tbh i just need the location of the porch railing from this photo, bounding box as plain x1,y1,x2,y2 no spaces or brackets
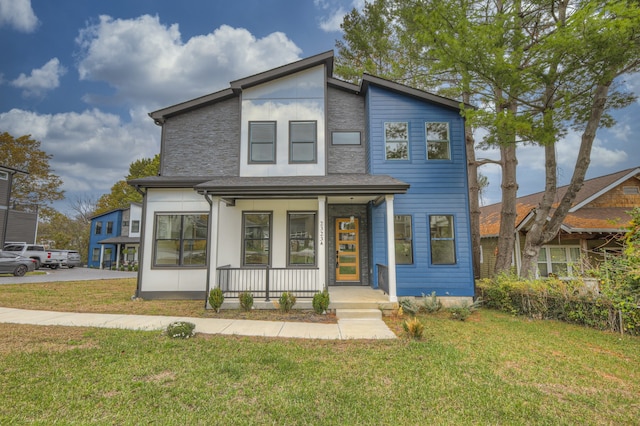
377,264,389,295
217,266,320,300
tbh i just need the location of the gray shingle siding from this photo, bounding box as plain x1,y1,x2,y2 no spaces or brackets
161,97,240,177
327,87,366,174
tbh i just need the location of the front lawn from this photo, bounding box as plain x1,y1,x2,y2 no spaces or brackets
0,279,638,424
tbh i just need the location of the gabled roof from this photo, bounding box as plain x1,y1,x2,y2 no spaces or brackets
480,167,640,237
148,50,470,123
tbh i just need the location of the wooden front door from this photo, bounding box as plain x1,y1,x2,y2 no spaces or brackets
336,218,359,281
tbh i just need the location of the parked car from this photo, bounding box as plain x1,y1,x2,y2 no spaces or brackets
2,243,66,269
52,249,82,268
0,252,37,276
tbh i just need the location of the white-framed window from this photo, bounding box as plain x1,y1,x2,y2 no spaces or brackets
290,121,317,163
384,122,409,160
92,248,100,262
394,215,413,264
332,131,361,145
243,212,271,266
623,186,639,195
0,170,8,180
426,122,450,160
537,246,581,278
153,214,208,267
131,220,140,233
249,121,276,163
288,212,316,266
430,215,456,264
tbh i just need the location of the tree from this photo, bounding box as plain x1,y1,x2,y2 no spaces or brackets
95,154,159,214
0,132,64,219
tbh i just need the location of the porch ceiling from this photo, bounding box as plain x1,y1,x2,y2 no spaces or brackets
195,174,409,199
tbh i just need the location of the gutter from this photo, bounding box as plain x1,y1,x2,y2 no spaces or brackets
202,193,213,309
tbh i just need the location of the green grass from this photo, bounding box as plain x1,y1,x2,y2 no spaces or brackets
0,280,639,424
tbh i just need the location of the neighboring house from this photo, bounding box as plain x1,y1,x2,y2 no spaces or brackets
479,167,640,279
0,165,38,246
129,51,475,303
88,203,141,269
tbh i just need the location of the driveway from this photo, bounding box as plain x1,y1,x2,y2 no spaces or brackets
0,267,137,284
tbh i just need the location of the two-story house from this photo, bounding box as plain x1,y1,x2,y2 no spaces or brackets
0,165,38,246
88,203,141,269
129,51,475,304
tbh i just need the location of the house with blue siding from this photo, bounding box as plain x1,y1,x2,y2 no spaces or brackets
129,51,474,305
88,203,141,269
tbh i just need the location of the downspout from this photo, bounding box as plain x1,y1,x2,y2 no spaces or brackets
1,171,14,248
132,184,146,299
202,192,213,309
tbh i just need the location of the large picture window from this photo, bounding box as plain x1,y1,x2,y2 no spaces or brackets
249,121,276,163
384,122,408,160
290,121,317,163
430,215,456,264
537,246,581,278
154,214,208,267
288,213,316,266
426,122,450,160
243,212,271,266
394,215,413,264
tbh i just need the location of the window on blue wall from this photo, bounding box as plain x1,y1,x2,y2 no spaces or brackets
290,121,317,163
92,248,100,262
288,212,316,266
384,122,408,160
95,222,102,235
154,214,208,267
394,215,413,264
249,121,276,163
426,122,450,160
430,215,456,264
243,212,271,266
106,221,113,234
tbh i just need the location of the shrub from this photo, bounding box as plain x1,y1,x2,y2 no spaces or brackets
421,291,442,313
402,317,425,340
208,288,224,313
239,292,254,312
166,321,195,339
278,292,296,313
398,298,419,317
312,290,330,314
448,299,482,321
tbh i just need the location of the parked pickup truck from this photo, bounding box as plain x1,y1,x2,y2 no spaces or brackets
2,243,67,269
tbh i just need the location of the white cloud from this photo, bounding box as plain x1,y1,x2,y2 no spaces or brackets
0,0,38,32
319,7,347,32
0,108,160,194
75,15,302,109
11,58,66,97
316,0,366,33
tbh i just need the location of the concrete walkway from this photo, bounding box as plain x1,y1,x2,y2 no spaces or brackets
0,307,397,340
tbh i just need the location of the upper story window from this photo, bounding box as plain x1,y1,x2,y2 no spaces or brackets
385,122,408,160
106,221,114,234
623,186,640,195
0,171,8,180
426,122,450,160
249,121,276,163
332,131,361,145
95,222,102,235
290,121,317,163
132,220,140,233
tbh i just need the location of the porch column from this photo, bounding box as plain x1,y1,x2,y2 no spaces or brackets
317,196,326,291
385,194,398,302
207,196,221,293
99,245,105,270
115,244,121,270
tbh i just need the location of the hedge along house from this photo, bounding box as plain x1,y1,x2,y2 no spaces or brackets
129,51,475,304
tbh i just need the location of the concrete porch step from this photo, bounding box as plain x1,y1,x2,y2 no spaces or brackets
335,308,382,320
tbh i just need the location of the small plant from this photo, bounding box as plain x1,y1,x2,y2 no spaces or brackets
399,298,419,317
239,291,254,312
165,321,195,339
421,291,442,313
402,317,425,340
278,292,296,313
448,298,482,321
208,287,224,313
312,290,330,314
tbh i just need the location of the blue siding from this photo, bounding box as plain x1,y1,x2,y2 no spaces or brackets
366,85,474,297
88,210,123,268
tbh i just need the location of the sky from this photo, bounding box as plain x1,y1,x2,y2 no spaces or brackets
0,0,638,215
